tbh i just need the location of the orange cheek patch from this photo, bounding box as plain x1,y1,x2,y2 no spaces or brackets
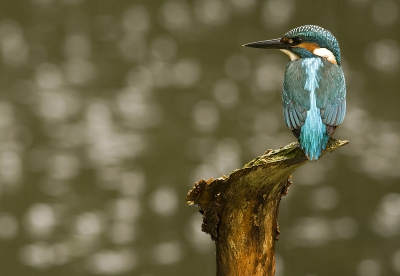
294,42,320,52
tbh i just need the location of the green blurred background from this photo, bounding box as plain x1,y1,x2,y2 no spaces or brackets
0,0,400,275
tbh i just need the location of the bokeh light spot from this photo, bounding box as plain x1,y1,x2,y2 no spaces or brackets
194,0,231,26
86,249,137,274
371,193,400,237
173,59,202,87
75,212,104,237
392,249,400,272
192,101,220,132
311,186,339,210
262,0,294,28
230,0,257,12
152,240,182,265
213,78,240,108
356,259,381,276
372,0,398,26
184,214,214,253
122,5,151,34
20,242,55,269
149,187,178,216
35,63,63,89
365,39,400,72
291,217,331,247
24,204,56,238
159,1,192,33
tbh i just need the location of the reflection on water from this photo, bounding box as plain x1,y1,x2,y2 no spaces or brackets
0,0,399,276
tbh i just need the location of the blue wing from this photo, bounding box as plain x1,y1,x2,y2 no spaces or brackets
316,59,346,126
282,60,310,130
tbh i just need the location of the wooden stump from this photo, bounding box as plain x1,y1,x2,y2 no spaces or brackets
187,139,348,276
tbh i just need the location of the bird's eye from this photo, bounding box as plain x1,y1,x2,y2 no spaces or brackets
293,37,302,44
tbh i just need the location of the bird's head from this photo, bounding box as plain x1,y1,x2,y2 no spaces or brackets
244,25,341,65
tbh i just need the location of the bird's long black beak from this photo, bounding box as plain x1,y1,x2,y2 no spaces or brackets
243,38,289,49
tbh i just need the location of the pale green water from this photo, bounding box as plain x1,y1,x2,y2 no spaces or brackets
0,0,400,276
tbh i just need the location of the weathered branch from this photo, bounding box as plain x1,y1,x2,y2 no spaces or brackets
186,138,348,276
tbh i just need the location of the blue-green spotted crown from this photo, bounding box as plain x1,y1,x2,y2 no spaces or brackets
284,25,341,64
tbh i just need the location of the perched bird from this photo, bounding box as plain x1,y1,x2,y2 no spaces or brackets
244,25,346,160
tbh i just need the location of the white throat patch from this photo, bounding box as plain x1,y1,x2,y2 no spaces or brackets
280,49,300,61
312,47,337,65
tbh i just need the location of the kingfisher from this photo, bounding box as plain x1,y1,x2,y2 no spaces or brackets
244,25,346,160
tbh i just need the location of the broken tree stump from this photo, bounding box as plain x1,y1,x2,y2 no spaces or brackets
186,138,348,276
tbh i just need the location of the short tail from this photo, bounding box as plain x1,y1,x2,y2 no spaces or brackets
298,111,330,161
299,130,329,160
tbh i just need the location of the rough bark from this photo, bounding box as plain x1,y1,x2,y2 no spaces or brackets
186,138,348,276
